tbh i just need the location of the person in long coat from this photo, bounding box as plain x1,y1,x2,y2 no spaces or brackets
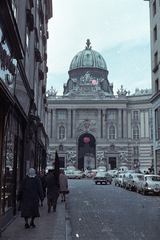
59,169,68,202
17,168,44,229
45,169,59,212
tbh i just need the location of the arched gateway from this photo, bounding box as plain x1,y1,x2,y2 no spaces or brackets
78,133,96,170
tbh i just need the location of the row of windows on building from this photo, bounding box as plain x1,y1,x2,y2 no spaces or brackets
58,125,153,140
58,110,152,120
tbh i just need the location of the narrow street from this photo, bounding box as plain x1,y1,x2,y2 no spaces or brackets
66,179,160,240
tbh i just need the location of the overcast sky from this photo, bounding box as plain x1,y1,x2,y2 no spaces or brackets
47,0,151,95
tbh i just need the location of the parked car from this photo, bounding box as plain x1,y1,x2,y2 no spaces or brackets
93,172,112,185
114,173,125,187
97,166,106,172
107,170,118,178
123,173,144,191
74,170,84,178
136,174,160,195
66,170,83,179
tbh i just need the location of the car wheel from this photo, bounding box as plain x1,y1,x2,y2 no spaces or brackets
95,182,97,185
110,181,111,184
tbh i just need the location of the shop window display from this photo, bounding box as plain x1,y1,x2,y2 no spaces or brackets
1,131,14,214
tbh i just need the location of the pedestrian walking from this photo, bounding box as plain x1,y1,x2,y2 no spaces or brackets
17,168,44,229
39,170,46,205
45,169,59,213
59,169,68,202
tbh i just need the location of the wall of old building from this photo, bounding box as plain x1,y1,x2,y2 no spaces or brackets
0,0,52,232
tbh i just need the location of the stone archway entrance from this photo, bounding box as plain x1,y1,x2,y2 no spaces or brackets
78,133,96,170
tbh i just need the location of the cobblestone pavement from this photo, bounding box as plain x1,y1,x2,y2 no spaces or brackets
1,197,66,240
67,178,160,240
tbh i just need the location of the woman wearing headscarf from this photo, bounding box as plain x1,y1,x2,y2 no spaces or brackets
17,168,44,229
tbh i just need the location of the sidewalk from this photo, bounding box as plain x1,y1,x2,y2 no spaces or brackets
0,197,66,240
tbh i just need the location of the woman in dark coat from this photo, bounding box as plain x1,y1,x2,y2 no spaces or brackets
45,169,59,212
17,168,44,229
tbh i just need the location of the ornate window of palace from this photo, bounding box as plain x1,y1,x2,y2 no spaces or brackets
132,110,139,120
58,111,66,120
133,146,139,155
133,126,139,139
108,111,115,120
109,125,115,139
59,126,65,139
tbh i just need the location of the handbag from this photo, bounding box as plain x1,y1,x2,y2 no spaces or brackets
66,190,70,194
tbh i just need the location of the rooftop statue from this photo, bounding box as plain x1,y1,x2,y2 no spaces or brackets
46,86,57,98
117,85,128,97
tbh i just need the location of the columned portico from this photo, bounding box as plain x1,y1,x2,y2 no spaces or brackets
103,109,106,138
48,109,52,138
68,108,71,138
98,109,101,138
118,109,122,138
123,108,127,138
52,108,56,140
140,109,145,138
72,108,76,138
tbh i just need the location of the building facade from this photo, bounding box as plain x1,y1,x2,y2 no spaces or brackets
0,0,52,232
47,40,153,173
145,0,160,174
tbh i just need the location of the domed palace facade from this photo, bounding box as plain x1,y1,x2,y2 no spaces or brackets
46,40,153,172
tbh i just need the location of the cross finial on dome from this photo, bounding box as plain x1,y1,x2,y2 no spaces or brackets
86,39,91,49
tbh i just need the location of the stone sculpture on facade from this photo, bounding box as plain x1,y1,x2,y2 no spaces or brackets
77,119,97,133
80,72,93,85
117,85,128,98
67,151,76,166
118,152,128,163
97,151,107,166
46,86,57,99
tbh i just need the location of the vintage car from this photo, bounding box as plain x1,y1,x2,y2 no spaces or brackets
93,172,112,185
107,170,119,178
114,173,125,187
123,173,144,191
136,174,160,195
66,170,83,179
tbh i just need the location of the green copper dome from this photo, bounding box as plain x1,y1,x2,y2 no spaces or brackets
69,39,107,71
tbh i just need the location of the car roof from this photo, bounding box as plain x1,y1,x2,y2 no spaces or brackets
144,174,160,177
